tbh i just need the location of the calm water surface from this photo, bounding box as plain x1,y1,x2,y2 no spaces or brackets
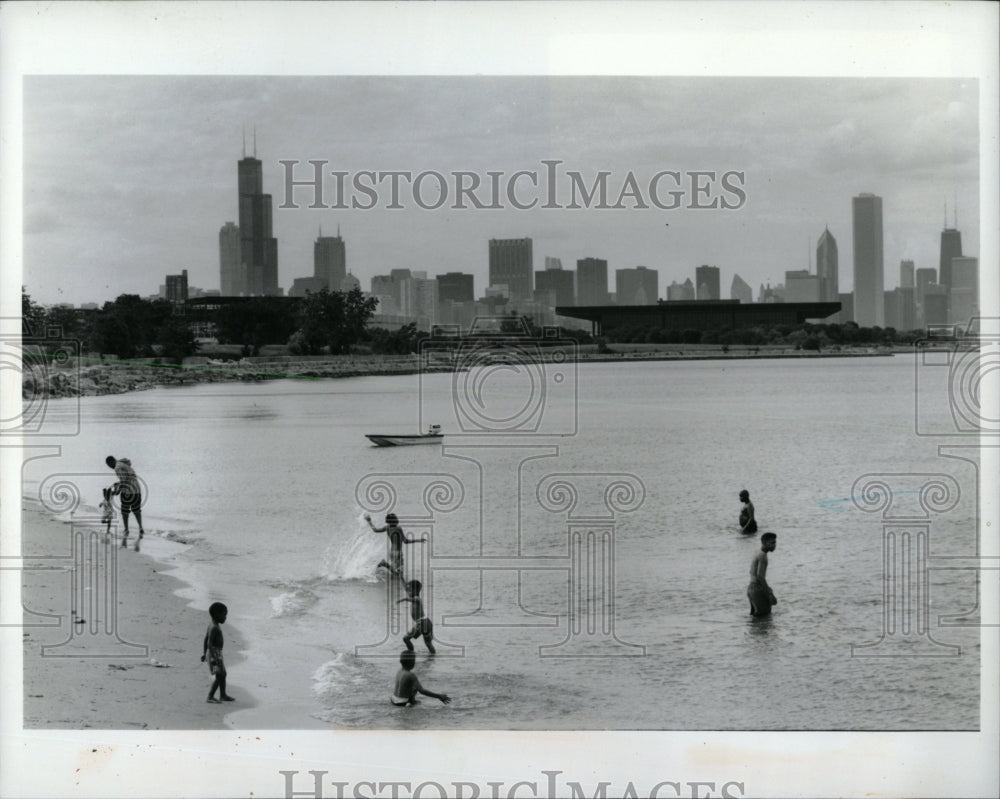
24,356,981,729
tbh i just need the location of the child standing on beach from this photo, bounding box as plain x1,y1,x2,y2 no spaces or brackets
398,579,435,655
99,487,114,543
364,512,428,579
391,650,450,707
747,532,777,617
201,602,235,703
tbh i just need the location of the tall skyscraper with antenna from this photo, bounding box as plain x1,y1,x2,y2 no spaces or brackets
938,201,962,293
237,129,280,296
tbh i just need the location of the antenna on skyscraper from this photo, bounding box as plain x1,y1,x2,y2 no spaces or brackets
337,223,341,237
253,126,257,158
943,200,947,229
954,191,958,228
242,126,246,159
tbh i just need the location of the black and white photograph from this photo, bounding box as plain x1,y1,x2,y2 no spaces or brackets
1,2,997,798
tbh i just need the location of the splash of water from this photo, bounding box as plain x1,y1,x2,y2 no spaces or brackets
322,511,384,582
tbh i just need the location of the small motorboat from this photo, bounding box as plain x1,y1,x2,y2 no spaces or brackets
366,424,444,447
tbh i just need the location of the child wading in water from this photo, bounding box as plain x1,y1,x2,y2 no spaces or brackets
364,512,428,580
747,532,777,617
201,602,235,703
391,650,450,707
100,487,114,543
398,579,435,655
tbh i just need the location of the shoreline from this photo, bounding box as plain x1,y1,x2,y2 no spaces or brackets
26,346,899,400
20,501,255,729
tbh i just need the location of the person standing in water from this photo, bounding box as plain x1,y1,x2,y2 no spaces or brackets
364,512,428,579
106,455,145,550
739,489,757,534
747,532,777,617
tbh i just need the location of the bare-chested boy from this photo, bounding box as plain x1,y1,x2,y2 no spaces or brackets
398,579,435,655
747,532,777,617
364,512,427,579
390,650,450,707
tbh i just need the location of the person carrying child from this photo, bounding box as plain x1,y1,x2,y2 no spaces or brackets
390,650,450,707
201,602,235,703
105,455,145,551
364,512,428,579
398,579,436,655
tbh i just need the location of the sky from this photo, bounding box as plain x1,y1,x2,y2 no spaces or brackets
23,75,980,307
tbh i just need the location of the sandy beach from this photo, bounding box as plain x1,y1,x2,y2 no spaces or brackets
19,503,252,729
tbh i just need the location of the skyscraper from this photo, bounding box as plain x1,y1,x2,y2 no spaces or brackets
667,278,695,301
576,257,609,305
816,227,839,301
489,238,533,301
949,256,978,324
165,269,189,304
695,265,720,300
730,274,752,303
436,272,475,303
900,259,915,289
219,221,241,296
238,146,280,296
314,229,346,291
535,264,575,307
615,266,658,305
852,193,884,327
939,225,962,292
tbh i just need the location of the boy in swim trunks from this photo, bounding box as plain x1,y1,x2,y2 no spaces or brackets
747,532,777,617
391,650,450,707
398,579,435,655
201,602,235,703
739,489,757,534
364,512,428,579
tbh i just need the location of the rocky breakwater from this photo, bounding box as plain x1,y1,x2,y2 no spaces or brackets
23,354,455,399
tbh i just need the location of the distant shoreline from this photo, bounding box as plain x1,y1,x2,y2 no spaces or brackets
23,346,900,400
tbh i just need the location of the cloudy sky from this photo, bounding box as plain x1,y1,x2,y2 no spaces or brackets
18,51,983,310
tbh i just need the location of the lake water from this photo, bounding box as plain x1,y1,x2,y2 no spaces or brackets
22,355,983,730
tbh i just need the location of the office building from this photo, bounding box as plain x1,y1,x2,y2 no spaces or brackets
695,265,720,300
237,146,280,296
535,265,575,307
730,274,753,304
165,269,189,304
923,284,948,325
949,256,978,325
784,270,821,303
667,278,695,301
577,257,610,305
289,277,327,298
852,193,884,326
816,227,839,301
219,222,241,296
314,230,346,291
616,266,658,305
436,272,475,303
900,260,915,289
837,292,854,324
489,238,533,302
939,225,962,292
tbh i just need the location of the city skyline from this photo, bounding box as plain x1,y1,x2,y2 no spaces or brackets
22,76,979,308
